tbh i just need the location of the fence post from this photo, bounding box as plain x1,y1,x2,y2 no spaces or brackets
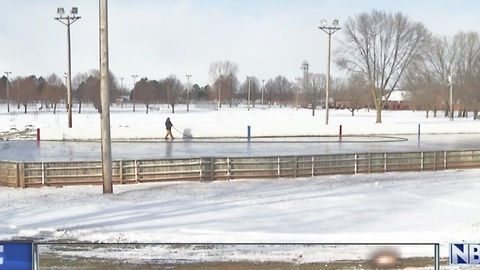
210,157,215,181
368,153,372,173
18,162,25,188
199,158,203,182
420,152,424,171
444,151,447,170
227,158,231,181
311,156,315,176
384,153,387,172
354,154,358,174
277,157,281,178
294,156,298,178
134,159,139,183
41,162,46,186
119,160,124,184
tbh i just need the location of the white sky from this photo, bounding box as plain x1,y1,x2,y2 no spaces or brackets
1,0,480,87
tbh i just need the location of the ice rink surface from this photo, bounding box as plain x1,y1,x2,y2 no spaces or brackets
1,134,479,162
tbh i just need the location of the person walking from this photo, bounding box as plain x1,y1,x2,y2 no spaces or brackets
165,117,174,139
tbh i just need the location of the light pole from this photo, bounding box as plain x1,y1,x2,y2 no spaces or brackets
448,69,454,121
55,7,81,128
301,60,309,93
186,74,192,112
120,77,124,89
247,76,251,111
5,71,11,112
319,19,340,125
295,77,302,110
132,75,138,111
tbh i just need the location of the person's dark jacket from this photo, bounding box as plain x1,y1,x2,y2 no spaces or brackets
165,118,173,130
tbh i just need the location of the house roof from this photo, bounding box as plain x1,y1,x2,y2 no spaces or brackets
385,90,411,102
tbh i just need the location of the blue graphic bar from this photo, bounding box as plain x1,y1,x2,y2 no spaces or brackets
0,242,33,270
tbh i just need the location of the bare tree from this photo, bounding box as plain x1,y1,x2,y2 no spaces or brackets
135,78,156,114
209,60,239,107
452,32,480,118
239,76,260,108
422,36,457,117
302,73,326,116
402,57,440,118
162,75,183,114
17,76,38,113
337,73,370,116
43,73,65,114
85,75,101,112
271,76,293,107
263,79,275,107
336,10,431,123
0,76,7,102
80,70,120,113
73,72,89,113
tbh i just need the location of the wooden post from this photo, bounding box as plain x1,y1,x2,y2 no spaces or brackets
100,0,113,194
18,163,25,188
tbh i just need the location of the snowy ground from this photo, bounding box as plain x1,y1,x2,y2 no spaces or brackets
1,103,480,140
1,103,480,268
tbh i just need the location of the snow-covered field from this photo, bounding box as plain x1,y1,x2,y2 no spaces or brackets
1,103,480,140
1,103,480,268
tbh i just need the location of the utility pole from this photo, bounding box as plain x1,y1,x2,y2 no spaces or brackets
218,76,222,109
247,76,251,111
449,68,454,121
186,74,191,112
132,75,138,112
301,61,309,91
301,61,309,113
55,7,81,128
99,0,112,194
319,19,341,125
5,71,11,112
120,77,124,89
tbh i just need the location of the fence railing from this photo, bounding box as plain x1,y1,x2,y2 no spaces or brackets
2,149,480,188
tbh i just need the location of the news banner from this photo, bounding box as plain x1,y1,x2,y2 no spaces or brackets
0,242,479,269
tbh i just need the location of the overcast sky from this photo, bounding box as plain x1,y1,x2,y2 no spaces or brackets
1,0,479,88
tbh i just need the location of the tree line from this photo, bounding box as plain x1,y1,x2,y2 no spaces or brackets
2,10,480,122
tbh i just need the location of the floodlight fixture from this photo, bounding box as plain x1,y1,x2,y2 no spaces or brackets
321,19,327,26
333,19,339,26
57,7,65,15
71,7,78,15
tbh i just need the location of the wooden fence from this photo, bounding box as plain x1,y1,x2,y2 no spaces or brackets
1,150,480,188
